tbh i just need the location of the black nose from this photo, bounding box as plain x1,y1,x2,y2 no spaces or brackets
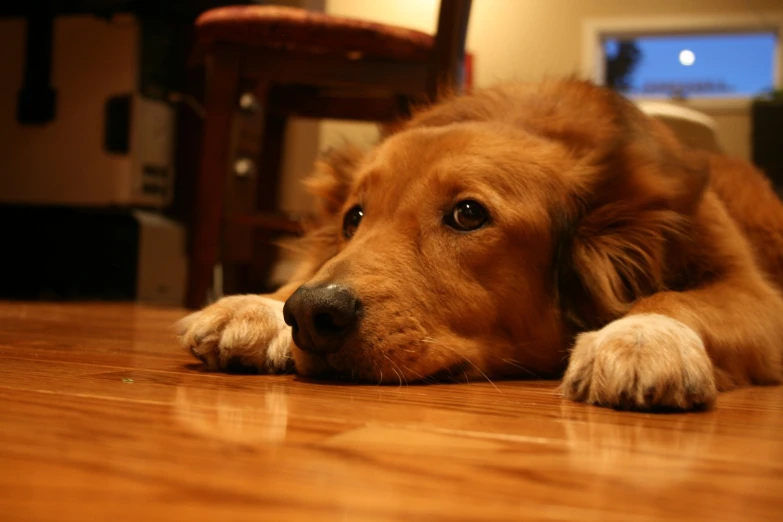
283,283,360,354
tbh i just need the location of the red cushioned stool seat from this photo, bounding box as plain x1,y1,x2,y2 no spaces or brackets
196,6,434,62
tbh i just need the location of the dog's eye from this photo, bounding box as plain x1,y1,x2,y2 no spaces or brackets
342,205,363,239
447,200,488,231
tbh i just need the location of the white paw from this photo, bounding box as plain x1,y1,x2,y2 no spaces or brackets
178,295,292,373
562,314,717,410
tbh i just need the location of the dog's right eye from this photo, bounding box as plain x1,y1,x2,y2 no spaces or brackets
446,200,488,232
342,205,363,239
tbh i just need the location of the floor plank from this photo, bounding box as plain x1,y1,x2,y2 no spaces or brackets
0,301,781,521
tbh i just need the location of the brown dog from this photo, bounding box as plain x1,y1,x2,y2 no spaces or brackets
179,79,783,411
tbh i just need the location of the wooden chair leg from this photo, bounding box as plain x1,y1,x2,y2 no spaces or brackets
250,111,288,293
186,48,241,309
222,83,273,296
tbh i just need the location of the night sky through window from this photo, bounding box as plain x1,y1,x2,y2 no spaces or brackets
603,32,776,98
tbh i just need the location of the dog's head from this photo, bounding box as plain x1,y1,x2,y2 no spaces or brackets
283,80,709,383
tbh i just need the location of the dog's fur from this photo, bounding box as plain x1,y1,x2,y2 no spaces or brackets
180,80,783,411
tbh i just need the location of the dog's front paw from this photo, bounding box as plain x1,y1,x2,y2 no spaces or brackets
561,314,717,410
178,295,293,373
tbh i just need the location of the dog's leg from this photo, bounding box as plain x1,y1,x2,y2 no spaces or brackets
562,279,783,410
178,282,302,372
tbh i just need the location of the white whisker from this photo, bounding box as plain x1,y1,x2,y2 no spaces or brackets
382,353,408,388
500,357,541,378
384,355,402,388
421,337,502,394
400,363,432,383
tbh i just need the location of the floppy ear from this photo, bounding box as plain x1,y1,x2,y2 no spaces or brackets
285,145,364,280
555,114,710,333
303,144,364,220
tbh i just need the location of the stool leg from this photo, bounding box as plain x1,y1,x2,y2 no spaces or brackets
186,48,241,309
250,111,288,293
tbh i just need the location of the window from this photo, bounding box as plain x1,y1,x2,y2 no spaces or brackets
583,14,783,104
603,32,777,99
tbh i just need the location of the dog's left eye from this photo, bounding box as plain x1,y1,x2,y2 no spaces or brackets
446,200,488,231
343,205,363,239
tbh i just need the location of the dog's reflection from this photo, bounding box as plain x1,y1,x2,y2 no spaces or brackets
559,402,718,488
174,385,289,445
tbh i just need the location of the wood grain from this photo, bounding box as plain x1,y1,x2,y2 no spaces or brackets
0,302,781,522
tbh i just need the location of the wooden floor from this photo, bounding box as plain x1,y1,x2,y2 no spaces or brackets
1,302,782,522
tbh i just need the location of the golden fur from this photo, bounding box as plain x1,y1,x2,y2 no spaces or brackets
180,79,783,411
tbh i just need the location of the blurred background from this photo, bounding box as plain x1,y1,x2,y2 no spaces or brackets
0,0,781,308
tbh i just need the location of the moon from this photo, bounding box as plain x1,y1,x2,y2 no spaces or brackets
679,49,696,66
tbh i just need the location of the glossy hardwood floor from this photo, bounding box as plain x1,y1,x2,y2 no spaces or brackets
0,301,782,522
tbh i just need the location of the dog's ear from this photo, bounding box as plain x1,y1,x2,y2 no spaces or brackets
286,145,364,280
555,109,710,333
303,144,364,220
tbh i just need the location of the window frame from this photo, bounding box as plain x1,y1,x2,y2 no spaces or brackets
581,13,783,111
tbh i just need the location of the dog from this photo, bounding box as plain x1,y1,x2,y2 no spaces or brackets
179,79,783,411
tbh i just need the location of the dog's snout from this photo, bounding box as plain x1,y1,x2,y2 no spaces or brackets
283,283,360,353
